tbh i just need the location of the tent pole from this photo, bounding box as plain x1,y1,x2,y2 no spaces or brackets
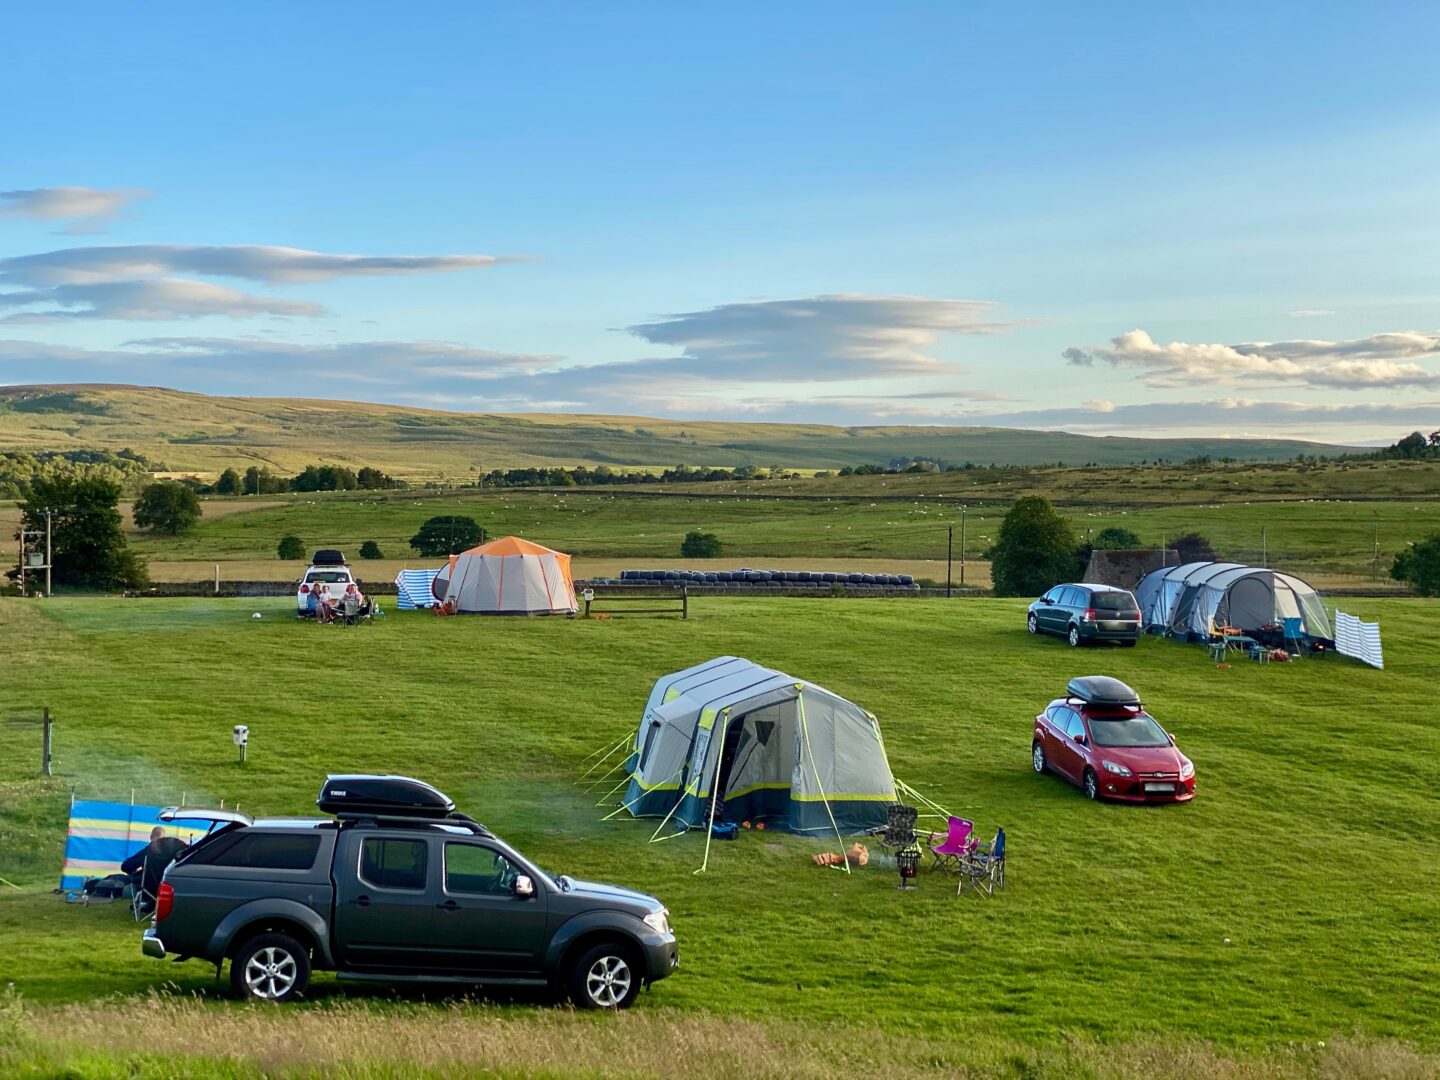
694,709,730,875
797,686,848,873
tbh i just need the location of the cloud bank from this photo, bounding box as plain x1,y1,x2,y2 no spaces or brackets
1064,328,1440,390
0,243,517,322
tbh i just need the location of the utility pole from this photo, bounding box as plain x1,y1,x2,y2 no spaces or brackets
960,506,967,586
946,524,953,597
42,708,52,776
45,508,52,597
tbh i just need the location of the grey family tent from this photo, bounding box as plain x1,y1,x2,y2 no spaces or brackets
1134,560,1331,641
432,536,576,615
620,656,897,835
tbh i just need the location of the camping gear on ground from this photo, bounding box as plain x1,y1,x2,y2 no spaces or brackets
959,827,1006,898
60,799,213,892
929,816,976,872
619,656,897,836
1334,610,1384,669
710,822,740,841
896,847,920,889
812,843,869,868
433,536,577,615
1134,561,1331,645
394,568,440,610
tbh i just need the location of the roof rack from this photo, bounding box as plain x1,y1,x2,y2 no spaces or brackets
338,812,494,839
1065,675,1142,707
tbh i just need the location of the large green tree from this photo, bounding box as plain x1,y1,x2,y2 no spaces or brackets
1091,526,1142,550
989,496,1082,597
410,516,484,557
1391,532,1440,596
132,481,203,535
22,473,148,590
214,468,241,495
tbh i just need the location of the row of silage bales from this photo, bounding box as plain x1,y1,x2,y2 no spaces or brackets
589,568,919,589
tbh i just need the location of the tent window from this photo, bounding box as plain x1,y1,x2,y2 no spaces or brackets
638,720,662,771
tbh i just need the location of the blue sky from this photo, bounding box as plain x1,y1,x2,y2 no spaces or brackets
3,3,1439,442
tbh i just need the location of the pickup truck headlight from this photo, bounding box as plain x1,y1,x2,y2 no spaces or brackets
1179,759,1195,780
642,909,671,936
1102,759,1132,777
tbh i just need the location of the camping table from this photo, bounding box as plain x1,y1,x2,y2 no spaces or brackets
1223,633,1257,653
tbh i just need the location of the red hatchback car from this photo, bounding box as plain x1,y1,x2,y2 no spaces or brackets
1032,676,1195,803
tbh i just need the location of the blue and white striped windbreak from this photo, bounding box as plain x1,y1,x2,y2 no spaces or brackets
60,800,213,891
394,568,441,610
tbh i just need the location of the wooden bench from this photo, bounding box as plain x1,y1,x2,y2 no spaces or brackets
582,585,688,619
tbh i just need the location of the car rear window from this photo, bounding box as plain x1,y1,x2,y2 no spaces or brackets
1091,592,1137,611
185,831,321,870
306,570,351,584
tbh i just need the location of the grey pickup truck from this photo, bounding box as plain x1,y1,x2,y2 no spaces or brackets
141,775,678,1008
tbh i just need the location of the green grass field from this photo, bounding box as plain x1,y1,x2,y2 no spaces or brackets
118,486,1439,585
1,594,1437,1076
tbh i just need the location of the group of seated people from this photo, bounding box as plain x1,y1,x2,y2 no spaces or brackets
312,582,367,623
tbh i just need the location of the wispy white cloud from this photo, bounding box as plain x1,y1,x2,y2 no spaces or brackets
0,244,517,287
1285,309,1333,318
1065,328,1440,390
0,186,151,233
624,294,1015,382
0,279,324,323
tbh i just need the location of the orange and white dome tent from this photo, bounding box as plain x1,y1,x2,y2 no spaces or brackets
432,536,577,615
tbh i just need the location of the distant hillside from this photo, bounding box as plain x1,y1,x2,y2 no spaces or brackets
0,384,1357,479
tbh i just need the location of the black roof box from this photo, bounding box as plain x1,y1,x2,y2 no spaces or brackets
1066,676,1141,706
312,549,347,567
318,775,454,819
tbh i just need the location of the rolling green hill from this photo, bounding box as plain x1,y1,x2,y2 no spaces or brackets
0,384,1357,479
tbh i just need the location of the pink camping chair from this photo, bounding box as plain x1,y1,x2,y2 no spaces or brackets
929,816,976,872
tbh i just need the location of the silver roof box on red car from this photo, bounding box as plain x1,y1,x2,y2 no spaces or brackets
318,775,454,819
1066,676,1141,707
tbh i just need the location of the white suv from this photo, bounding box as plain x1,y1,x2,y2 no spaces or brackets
296,551,355,617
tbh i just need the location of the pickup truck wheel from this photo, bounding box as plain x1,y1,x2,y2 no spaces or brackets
568,942,641,1010
231,932,310,1003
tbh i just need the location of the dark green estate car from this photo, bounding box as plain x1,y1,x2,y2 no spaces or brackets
141,776,677,1008
1027,583,1141,646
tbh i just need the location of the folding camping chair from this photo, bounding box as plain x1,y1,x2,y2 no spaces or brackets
130,847,172,921
341,595,361,626
1282,617,1305,657
959,826,1006,898
871,803,918,855
928,816,975,872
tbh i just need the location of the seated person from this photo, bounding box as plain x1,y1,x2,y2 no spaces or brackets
316,583,336,622
121,826,187,908
342,582,365,617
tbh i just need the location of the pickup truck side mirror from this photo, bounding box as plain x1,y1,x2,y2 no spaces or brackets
512,874,535,898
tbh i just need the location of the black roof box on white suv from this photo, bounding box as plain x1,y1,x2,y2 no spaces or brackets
312,549,347,567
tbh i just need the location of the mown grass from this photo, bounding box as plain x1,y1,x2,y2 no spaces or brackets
1,594,1437,1067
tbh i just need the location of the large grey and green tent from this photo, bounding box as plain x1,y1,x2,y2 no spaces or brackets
619,656,896,835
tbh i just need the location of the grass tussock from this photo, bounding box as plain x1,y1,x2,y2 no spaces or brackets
0,989,1435,1080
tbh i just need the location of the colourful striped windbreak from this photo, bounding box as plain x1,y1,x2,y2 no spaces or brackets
60,800,214,891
